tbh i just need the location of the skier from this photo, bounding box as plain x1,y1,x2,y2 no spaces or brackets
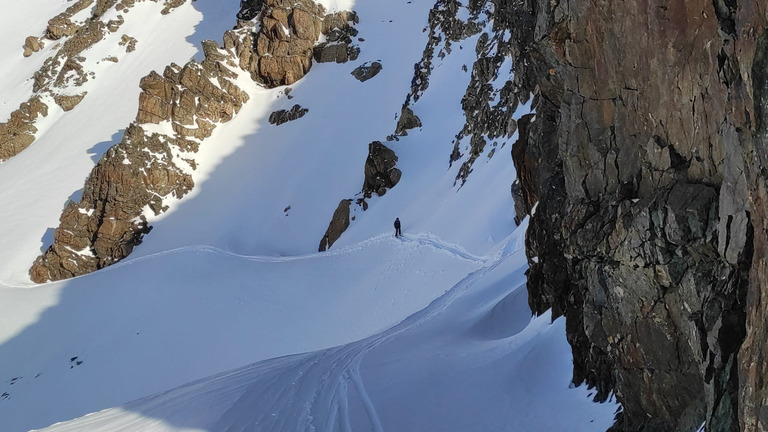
394,218,402,238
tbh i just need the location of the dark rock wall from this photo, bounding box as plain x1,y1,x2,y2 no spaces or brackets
740,13,768,432
502,0,768,430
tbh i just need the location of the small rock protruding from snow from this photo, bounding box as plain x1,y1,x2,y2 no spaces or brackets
351,61,383,82
269,104,309,126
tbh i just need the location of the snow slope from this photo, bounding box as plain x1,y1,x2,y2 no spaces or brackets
0,0,619,430
39,231,616,432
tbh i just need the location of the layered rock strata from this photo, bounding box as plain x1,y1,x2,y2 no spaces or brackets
502,0,768,430
31,0,357,282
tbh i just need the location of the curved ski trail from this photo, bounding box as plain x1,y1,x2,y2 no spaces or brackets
207,241,515,432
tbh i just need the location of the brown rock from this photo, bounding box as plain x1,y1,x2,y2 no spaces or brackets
269,104,308,125
0,97,49,161
54,93,87,112
313,42,353,63
318,199,351,252
137,93,172,124
290,8,318,40
499,0,768,430
351,61,382,82
119,34,137,53
46,16,78,40
23,36,42,57
160,0,185,15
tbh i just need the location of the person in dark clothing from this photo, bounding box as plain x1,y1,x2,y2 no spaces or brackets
394,218,402,238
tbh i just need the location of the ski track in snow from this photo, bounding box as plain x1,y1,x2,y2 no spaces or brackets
275,252,510,431
38,234,526,432
178,239,513,431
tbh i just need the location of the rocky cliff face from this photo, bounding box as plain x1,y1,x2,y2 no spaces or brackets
30,0,357,282
501,0,768,430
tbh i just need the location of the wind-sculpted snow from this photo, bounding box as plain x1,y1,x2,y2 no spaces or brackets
37,231,618,432
0,233,483,431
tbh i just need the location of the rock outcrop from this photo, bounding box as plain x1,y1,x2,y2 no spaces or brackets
0,97,49,161
362,141,401,198
351,61,382,82
318,199,352,252
313,11,360,64
318,140,402,252
31,0,358,282
498,0,768,430
394,106,421,137
269,104,308,125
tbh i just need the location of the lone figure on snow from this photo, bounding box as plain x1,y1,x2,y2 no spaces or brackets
394,218,402,238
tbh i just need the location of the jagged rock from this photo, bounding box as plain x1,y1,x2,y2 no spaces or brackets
258,55,312,86
29,123,195,282
46,16,78,40
313,42,359,63
318,140,402,251
394,106,421,136
94,0,121,18
351,61,382,82
499,0,767,429
362,141,401,198
54,93,87,112
269,104,308,125
322,11,358,34
106,16,125,32
0,97,49,161
237,0,264,21
318,199,351,252
161,0,186,15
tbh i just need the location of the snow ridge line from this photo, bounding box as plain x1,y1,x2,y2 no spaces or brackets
0,232,490,288
31,237,524,430
118,233,488,266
